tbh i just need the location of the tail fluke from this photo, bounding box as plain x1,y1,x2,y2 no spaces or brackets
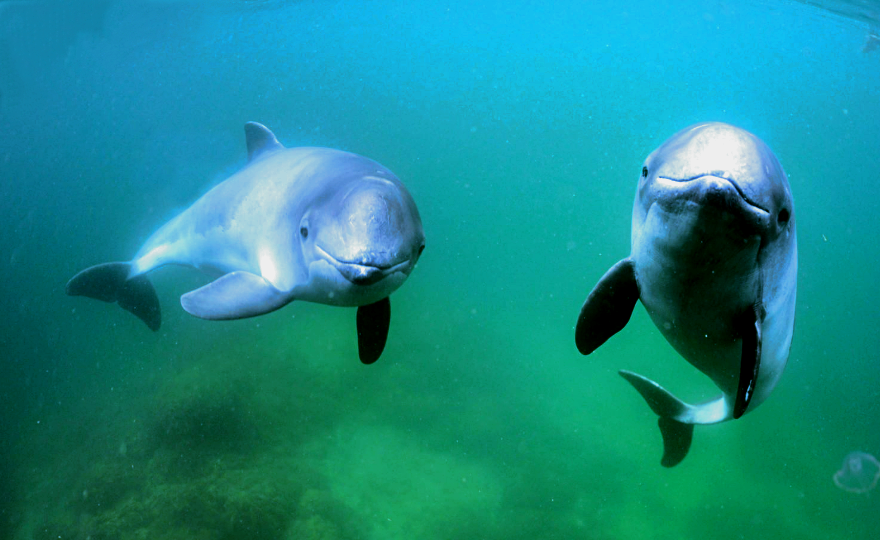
66,262,161,331
656,418,694,468
619,369,728,468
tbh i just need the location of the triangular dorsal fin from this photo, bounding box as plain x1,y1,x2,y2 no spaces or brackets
244,122,284,162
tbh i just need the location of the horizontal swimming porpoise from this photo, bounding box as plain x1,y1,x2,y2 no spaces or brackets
575,122,797,467
67,122,425,363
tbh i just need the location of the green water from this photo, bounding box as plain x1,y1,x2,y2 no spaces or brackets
1,1,879,539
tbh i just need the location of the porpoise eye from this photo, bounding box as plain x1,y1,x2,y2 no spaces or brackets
418,244,425,256
777,208,790,224
641,166,648,178
300,226,308,239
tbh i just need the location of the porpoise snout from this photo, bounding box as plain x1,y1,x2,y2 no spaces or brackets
336,262,386,286
656,174,769,218
316,244,416,287
699,175,758,211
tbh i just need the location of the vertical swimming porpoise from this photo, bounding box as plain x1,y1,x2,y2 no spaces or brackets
575,122,797,467
67,122,425,364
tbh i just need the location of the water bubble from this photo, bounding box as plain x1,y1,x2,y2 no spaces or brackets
833,451,880,494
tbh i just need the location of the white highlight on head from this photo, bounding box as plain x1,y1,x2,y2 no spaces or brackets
362,175,396,187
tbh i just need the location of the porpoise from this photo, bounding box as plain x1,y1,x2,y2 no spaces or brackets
575,122,797,466
67,122,426,363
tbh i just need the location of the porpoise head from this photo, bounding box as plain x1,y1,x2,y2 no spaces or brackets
634,122,794,252
299,171,425,294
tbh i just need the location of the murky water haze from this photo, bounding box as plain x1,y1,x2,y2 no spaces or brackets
1,1,879,538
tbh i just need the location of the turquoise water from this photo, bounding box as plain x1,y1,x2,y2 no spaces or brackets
1,1,879,538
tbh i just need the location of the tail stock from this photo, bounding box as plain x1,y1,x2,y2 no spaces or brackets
619,369,728,468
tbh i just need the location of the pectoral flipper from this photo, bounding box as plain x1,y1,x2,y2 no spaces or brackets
575,258,640,355
181,271,291,320
356,297,391,365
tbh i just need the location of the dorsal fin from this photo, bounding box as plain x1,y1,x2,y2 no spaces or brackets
244,122,284,162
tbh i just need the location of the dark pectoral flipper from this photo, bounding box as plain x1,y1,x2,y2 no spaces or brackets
66,262,161,331
180,271,291,320
356,297,391,364
734,302,763,419
575,258,640,355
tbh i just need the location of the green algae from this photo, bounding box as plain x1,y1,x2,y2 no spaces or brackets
145,368,263,478
28,363,345,540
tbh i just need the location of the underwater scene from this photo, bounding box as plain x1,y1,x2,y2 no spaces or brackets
1,0,879,538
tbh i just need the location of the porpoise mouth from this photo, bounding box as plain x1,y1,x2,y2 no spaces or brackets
316,245,410,286
657,174,770,216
